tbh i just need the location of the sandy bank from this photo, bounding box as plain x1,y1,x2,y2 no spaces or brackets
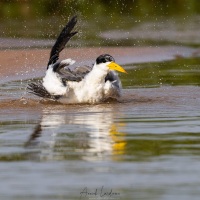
0,46,199,83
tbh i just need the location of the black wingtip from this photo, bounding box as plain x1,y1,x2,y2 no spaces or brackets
70,15,78,24
47,15,78,67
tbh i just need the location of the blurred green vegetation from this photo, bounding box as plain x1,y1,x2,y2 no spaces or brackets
0,0,200,47
0,0,200,20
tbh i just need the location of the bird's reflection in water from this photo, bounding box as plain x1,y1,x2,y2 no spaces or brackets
26,104,126,161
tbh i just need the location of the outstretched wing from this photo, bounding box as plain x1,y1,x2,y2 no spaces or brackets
47,15,78,67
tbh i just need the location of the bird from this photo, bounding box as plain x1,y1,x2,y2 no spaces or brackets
27,16,127,104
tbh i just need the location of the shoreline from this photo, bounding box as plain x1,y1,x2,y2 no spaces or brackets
0,46,199,83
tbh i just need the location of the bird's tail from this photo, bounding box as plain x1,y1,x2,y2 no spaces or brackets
47,15,78,67
27,82,61,100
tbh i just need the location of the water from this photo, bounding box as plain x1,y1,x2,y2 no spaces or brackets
1,2,200,198
1,55,200,199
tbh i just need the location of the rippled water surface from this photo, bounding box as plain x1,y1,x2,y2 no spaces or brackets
1,55,200,200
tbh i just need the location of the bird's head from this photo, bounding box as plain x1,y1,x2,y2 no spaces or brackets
96,54,127,74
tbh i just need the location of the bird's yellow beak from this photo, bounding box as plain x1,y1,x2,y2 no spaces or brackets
107,62,128,74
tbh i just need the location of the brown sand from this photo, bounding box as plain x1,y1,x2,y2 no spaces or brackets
0,47,141,79
0,46,199,83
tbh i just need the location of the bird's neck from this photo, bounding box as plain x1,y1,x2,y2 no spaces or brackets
86,64,108,84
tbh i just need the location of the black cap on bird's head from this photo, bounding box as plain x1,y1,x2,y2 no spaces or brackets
96,54,127,74
96,54,115,64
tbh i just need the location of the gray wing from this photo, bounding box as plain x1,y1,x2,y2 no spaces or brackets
105,70,122,89
52,60,122,87
53,61,122,86
104,71,122,98
53,61,93,82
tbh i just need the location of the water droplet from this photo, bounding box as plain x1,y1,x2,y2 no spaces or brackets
20,97,28,104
